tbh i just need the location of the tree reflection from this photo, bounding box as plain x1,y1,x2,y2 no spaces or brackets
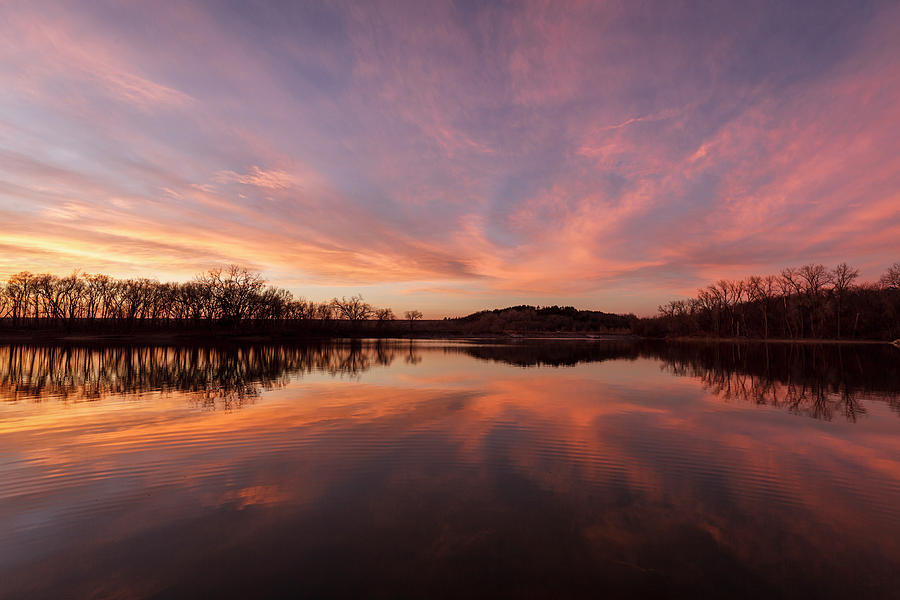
648,342,900,421
0,340,407,408
1,340,897,420
450,340,900,421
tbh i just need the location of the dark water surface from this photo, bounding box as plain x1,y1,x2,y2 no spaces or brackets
1,340,899,599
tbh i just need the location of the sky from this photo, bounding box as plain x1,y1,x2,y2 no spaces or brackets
1,0,898,317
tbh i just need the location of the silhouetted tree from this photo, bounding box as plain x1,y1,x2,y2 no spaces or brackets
331,294,373,321
404,309,423,331
881,263,900,289
374,308,395,325
0,267,401,335
747,275,776,339
639,261,900,340
830,263,859,338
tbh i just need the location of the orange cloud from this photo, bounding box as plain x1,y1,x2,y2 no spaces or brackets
216,166,302,190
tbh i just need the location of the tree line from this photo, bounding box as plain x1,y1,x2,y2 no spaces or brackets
0,265,422,330
5,261,899,340
637,262,900,340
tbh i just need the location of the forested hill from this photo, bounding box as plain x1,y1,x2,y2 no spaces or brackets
454,305,635,333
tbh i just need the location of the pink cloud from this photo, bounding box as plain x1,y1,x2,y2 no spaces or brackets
0,1,898,314
215,166,302,190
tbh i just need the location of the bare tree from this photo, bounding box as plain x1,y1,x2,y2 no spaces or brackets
0,266,413,337
726,280,746,336
831,263,859,338
404,309,423,331
315,301,335,322
798,264,832,337
331,294,373,321
0,284,12,320
374,307,395,323
6,272,36,324
778,268,803,338
748,275,776,338
637,261,900,340
880,262,900,289
195,265,266,325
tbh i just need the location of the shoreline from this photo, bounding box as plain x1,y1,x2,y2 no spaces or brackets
0,330,640,345
0,329,894,346
663,336,895,345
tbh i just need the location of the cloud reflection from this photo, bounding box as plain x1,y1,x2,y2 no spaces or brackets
2,341,900,596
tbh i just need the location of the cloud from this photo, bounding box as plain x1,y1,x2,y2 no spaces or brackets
216,166,300,190
1,9,191,112
0,0,898,313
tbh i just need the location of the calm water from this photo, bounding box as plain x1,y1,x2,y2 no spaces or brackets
1,340,899,599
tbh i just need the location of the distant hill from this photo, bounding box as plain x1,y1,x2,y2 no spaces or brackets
453,305,635,334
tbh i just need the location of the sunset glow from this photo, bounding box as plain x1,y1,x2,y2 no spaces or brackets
2,1,899,315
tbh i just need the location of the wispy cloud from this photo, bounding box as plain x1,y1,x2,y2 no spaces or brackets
216,166,300,190
0,0,898,314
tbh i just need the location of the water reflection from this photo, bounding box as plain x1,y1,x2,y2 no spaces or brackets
1,340,899,598
650,342,900,421
2,341,897,420
450,339,641,367
0,341,415,409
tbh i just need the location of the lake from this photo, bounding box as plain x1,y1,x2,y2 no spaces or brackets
1,340,899,598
